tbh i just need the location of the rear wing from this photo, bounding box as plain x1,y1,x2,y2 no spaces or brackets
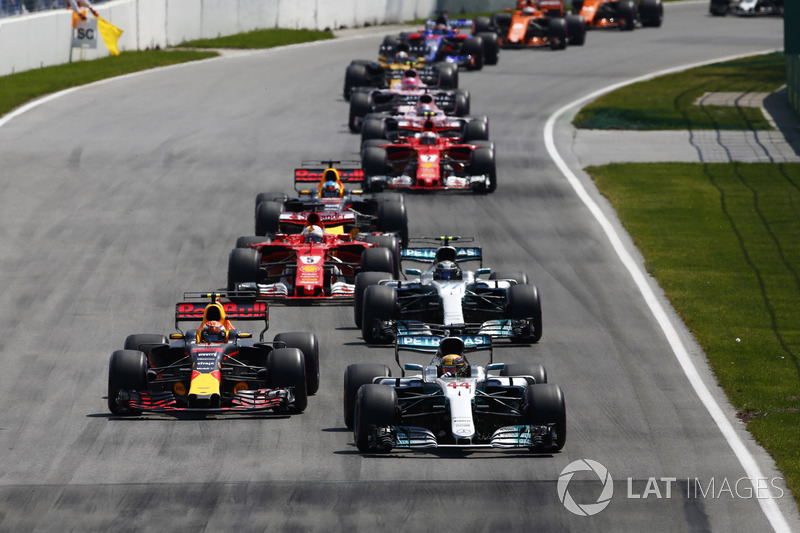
394,332,493,372
401,246,482,263
294,160,364,190
175,291,270,339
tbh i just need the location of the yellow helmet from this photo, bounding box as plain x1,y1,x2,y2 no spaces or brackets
441,354,467,377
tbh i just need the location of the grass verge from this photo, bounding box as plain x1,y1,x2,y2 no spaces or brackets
573,52,786,130
0,28,334,118
587,161,800,508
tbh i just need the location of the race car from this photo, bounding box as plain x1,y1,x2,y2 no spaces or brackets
342,46,459,100
573,0,664,30
476,0,586,50
254,160,408,245
360,128,496,193
359,94,490,146
228,217,401,301
383,12,499,71
348,69,470,132
353,236,542,344
709,0,783,16
107,291,321,416
343,332,566,453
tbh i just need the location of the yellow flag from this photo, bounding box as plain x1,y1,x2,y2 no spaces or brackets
96,16,123,56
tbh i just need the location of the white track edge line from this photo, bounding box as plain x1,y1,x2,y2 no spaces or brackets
543,49,791,533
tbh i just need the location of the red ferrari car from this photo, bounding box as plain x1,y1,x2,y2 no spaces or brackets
228,216,400,301
361,129,496,194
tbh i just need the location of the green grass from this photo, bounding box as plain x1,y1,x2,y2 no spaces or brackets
0,28,334,117
178,28,333,49
574,52,787,130
587,161,800,508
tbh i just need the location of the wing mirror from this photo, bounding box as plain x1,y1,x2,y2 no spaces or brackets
476,267,491,276
404,363,423,371
486,363,505,371
169,333,185,340
405,268,422,276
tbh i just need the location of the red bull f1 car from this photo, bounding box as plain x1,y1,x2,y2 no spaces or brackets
254,161,408,245
343,332,565,453
108,292,320,416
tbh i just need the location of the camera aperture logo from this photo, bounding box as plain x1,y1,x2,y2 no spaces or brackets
558,459,614,516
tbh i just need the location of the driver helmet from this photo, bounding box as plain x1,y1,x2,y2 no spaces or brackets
418,103,436,118
301,224,325,243
402,70,421,88
320,180,341,198
523,6,535,15
396,50,410,63
201,321,227,343
433,260,460,280
420,131,437,145
441,354,467,377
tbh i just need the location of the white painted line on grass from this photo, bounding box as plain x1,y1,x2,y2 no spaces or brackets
543,51,790,533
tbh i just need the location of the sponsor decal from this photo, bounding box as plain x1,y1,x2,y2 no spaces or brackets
301,265,320,273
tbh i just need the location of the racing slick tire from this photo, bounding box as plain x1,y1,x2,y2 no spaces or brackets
501,363,548,385
477,31,500,65
709,0,729,16
435,63,459,89
572,0,585,14
361,147,388,191
343,363,392,429
236,235,270,248
463,117,490,142
491,13,512,38
381,34,403,51
362,285,397,344
364,233,401,275
344,62,370,100
268,347,308,413
474,16,493,33
489,270,529,285
376,199,409,247
349,90,373,133
255,191,288,210
454,89,471,117
273,332,320,396
361,139,389,152
353,271,393,328
361,247,396,278
355,384,398,452
526,383,566,451
123,334,168,358
462,36,484,70
565,14,586,45
506,283,542,343
640,0,664,27
108,349,148,415
227,248,260,291
361,116,387,142
255,200,283,236
547,18,568,50
470,146,497,194
618,0,636,30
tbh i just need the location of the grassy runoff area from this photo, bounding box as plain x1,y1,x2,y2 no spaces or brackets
0,28,333,118
580,54,800,508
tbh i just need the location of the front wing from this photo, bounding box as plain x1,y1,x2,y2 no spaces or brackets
388,424,559,449
115,388,294,413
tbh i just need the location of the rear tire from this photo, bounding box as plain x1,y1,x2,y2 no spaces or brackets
123,334,167,358
344,62,370,100
268,347,308,413
361,247,395,277
343,363,392,429
108,349,148,415
255,200,283,236
565,14,586,45
489,271,529,285
547,18,568,50
273,332,320,396
349,90,372,133
236,235,270,248
618,0,636,30
376,199,408,247
462,36,484,70
501,363,547,385
640,0,663,27
477,32,499,65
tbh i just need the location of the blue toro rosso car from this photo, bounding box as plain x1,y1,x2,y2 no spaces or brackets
383,13,500,70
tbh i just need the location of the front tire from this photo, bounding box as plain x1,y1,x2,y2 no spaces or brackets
268,347,308,413
526,383,566,451
108,349,148,415
273,332,320,396
355,384,398,452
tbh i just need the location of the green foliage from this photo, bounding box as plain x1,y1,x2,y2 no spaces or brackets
574,52,786,130
587,162,800,506
179,28,333,49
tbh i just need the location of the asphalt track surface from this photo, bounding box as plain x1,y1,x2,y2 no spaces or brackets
0,2,797,531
